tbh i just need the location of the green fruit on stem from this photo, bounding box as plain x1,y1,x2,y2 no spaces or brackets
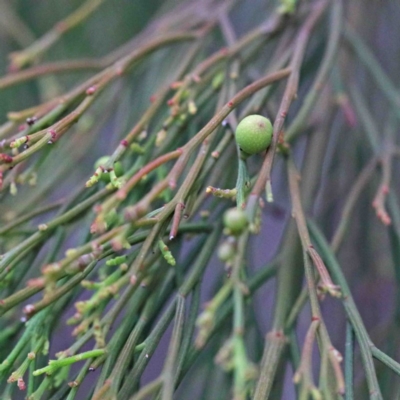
218,240,235,262
223,207,248,235
235,114,272,155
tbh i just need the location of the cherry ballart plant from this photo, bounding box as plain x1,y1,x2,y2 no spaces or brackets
0,0,399,399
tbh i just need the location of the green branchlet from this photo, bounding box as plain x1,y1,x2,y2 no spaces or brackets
33,349,106,376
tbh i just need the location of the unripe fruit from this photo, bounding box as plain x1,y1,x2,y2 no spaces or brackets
218,240,235,262
223,207,248,235
235,114,272,155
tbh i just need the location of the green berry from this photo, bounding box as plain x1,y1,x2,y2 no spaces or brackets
218,240,235,262
235,115,272,155
223,207,248,235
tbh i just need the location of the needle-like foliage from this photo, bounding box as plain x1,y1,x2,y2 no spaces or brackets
0,0,400,399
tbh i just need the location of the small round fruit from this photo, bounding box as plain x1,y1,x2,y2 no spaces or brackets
235,115,272,155
218,240,235,262
223,207,248,235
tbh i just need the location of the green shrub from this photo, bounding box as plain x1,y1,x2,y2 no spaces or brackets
0,1,399,399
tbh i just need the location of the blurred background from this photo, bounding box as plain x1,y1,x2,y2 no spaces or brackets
1,1,400,399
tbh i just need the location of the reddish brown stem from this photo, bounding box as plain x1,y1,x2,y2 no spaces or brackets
372,151,392,226
169,202,185,240
331,157,378,252
293,319,320,392
246,0,328,219
0,59,104,90
116,149,182,201
287,157,340,298
91,149,182,233
168,67,291,187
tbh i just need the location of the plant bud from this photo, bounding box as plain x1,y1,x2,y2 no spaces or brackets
223,208,248,235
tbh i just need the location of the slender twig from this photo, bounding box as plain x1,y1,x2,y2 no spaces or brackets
9,0,106,70
345,322,354,400
129,377,163,400
0,59,104,90
247,0,328,219
285,0,343,143
308,220,383,399
372,150,393,226
287,157,340,297
168,68,291,185
293,320,321,399
344,25,400,121
331,157,378,252
161,295,185,400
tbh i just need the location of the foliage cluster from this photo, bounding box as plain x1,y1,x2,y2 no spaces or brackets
0,0,399,399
